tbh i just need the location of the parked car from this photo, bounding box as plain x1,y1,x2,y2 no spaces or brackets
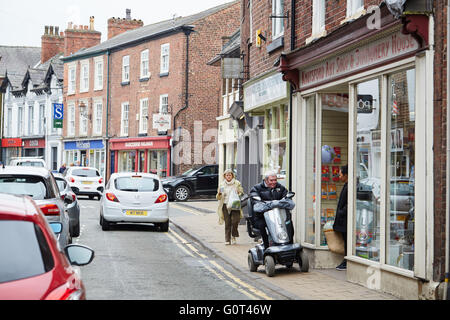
0,193,94,300
162,164,219,201
54,173,81,237
64,166,104,200
100,172,169,231
0,166,71,248
9,157,46,167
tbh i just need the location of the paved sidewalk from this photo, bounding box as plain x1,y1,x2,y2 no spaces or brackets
169,199,398,300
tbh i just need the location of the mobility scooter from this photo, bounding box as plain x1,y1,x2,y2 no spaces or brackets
246,192,309,277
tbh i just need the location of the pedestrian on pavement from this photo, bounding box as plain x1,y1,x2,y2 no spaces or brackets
333,165,348,271
216,169,244,245
59,163,67,174
249,171,289,250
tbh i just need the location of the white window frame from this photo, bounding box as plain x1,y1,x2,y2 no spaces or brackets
93,99,103,136
159,94,168,114
122,55,130,83
311,0,326,37
68,102,75,137
140,49,150,79
17,105,24,136
7,106,12,137
39,104,45,135
80,60,89,93
139,98,149,134
347,0,364,18
28,104,34,136
272,0,285,39
79,103,88,136
68,63,76,95
94,57,103,91
121,102,129,136
160,43,170,74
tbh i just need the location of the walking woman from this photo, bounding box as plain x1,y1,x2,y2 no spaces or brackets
216,169,244,245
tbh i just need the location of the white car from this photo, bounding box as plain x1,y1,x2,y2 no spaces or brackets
100,172,169,232
64,166,104,200
9,157,46,168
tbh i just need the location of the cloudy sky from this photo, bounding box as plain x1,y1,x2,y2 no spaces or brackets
0,0,235,47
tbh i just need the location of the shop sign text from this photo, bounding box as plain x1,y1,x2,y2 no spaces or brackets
300,31,418,88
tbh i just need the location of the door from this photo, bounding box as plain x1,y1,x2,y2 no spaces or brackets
196,165,218,193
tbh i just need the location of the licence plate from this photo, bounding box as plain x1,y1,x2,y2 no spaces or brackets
82,181,93,185
126,210,148,216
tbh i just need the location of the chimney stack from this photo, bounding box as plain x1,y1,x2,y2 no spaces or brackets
64,16,101,57
107,9,143,40
41,25,64,63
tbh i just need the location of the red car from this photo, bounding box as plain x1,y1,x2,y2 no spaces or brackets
0,193,94,300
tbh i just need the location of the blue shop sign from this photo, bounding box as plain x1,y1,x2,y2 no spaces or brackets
64,140,104,150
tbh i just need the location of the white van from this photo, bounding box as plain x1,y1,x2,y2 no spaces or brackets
9,157,46,168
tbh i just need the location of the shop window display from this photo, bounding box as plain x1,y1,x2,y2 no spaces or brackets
355,79,381,262
387,69,415,270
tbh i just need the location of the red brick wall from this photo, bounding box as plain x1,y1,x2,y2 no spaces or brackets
41,26,64,63
107,18,144,40
433,0,447,282
64,28,101,57
175,1,241,173
108,32,185,139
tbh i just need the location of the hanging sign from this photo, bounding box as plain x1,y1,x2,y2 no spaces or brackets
53,103,63,129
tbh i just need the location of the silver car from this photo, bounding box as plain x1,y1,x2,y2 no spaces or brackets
0,166,71,248
54,173,81,237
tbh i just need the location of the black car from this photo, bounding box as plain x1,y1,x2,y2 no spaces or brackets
162,165,219,201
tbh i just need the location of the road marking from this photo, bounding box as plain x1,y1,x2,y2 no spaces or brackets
170,203,204,216
166,228,272,300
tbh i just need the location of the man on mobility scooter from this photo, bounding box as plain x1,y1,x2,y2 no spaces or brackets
246,171,309,277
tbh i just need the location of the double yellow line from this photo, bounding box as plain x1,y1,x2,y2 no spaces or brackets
166,229,273,300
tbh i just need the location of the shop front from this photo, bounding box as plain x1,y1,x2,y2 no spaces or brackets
64,139,106,178
243,71,290,186
280,8,434,298
1,138,22,165
23,138,45,158
109,136,171,178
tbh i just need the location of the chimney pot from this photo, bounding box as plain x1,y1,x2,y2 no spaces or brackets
90,16,95,30
126,9,131,20
50,26,54,35
68,22,73,29
55,26,59,35
44,26,49,35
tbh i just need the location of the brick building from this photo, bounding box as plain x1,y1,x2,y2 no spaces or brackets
241,0,448,299
62,2,240,179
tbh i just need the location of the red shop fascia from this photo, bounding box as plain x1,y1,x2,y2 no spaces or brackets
109,136,171,175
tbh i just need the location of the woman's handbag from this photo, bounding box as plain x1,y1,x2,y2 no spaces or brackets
324,230,345,255
227,189,241,211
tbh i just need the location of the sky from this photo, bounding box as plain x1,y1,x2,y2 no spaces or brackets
0,0,236,47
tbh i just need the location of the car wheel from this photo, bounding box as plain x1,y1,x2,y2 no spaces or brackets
72,222,80,238
174,186,190,201
264,255,275,277
101,215,110,231
159,221,169,232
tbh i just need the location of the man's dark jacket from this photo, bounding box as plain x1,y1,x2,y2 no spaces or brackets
333,183,348,233
249,181,288,203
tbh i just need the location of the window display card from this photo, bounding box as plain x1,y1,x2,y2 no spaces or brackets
333,147,341,163
322,166,330,182
321,183,328,200
332,166,340,181
328,184,337,200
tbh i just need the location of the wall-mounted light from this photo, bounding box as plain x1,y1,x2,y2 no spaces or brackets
256,29,266,47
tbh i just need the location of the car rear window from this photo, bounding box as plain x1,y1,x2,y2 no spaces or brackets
17,161,44,167
115,176,159,192
0,175,50,200
390,181,414,196
0,220,54,284
71,169,100,177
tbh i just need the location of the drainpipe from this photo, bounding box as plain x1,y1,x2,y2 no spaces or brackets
288,0,295,190
172,26,194,176
445,3,450,300
105,49,111,180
